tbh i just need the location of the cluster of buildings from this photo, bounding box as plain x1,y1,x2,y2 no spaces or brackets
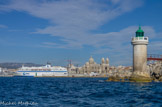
68,56,132,77
0,57,132,77
0,67,14,77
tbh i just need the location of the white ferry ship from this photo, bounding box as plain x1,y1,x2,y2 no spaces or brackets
14,64,68,77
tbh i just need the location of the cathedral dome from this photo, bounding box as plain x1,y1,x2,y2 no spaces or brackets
106,58,109,64
101,58,105,64
86,62,89,66
89,56,94,64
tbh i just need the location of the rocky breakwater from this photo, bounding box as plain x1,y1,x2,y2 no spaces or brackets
148,62,162,82
107,66,132,82
107,61,162,82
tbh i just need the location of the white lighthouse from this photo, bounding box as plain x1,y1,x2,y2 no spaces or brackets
130,26,151,82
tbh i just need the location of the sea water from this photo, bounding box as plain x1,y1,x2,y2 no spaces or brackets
0,77,161,107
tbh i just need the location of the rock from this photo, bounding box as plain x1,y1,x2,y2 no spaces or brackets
106,76,120,82
159,76,162,82
148,62,162,82
129,75,152,82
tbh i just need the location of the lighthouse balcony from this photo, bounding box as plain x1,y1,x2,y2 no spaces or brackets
132,37,148,41
131,37,148,45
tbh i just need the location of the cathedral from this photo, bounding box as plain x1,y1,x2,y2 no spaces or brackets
68,56,110,75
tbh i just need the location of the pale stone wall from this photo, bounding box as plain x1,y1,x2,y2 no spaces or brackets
133,45,148,74
68,57,134,78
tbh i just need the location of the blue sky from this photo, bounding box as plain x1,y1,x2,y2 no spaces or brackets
0,0,162,66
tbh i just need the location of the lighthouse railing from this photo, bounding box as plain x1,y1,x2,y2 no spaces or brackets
132,37,148,41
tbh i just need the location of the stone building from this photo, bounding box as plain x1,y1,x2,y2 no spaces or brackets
68,56,110,75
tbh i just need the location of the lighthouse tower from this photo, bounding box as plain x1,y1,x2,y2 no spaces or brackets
130,26,151,82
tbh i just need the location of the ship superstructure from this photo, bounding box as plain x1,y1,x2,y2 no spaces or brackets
15,64,68,77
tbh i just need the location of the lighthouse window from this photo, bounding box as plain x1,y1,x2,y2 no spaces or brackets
140,33,142,36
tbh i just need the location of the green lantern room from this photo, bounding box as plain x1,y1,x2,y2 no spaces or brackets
136,26,144,37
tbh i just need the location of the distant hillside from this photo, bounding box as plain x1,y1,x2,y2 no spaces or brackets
0,62,43,69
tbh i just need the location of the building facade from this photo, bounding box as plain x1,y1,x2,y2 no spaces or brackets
68,56,110,75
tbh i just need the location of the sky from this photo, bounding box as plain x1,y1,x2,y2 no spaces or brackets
0,0,162,66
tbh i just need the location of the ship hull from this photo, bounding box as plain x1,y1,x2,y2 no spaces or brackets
14,71,68,77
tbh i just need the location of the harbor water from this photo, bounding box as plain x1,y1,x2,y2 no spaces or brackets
0,77,162,107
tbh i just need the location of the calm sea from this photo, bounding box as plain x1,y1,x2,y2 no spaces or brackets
0,77,161,107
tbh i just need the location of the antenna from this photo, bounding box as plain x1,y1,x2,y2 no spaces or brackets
47,61,51,65
67,60,72,67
